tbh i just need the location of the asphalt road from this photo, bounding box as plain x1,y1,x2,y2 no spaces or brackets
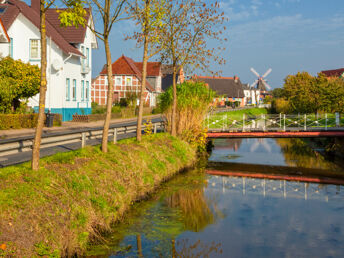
0,116,165,168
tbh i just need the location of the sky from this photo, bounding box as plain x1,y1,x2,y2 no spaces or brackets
57,0,344,89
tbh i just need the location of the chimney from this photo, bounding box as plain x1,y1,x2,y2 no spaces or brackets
31,0,40,13
234,75,239,83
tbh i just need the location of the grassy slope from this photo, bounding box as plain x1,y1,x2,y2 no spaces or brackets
207,108,268,128
0,134,196,257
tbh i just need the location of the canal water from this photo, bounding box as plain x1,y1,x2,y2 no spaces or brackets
89,138,344,257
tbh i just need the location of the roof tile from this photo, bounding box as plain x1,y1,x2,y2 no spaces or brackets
1,0,83,56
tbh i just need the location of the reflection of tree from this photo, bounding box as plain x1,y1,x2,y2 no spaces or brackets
166,188,214,232
175,239,222,258
276,138,341,171
87,168,222,256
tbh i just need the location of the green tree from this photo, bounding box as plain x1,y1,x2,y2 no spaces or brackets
0,57,40,113
32,0,86,170
129,0,169,141
283,71,318,113
61,0,128,153
282,72,344,114
159,0,227,136
271,87,285,99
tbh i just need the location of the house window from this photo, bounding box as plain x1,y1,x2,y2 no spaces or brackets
9,38,13,58
86,81,89,100
30,39,40,59
66,78,70,101
81,80,85,100
86,47,89,67
72,79,76,100
115,76,122,86
81,46,85,67
126,76,132,86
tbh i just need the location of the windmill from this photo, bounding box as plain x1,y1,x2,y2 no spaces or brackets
250,68,272,92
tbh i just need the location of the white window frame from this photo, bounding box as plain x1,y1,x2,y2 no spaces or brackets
125,76,132,87
115,76,122,86
66,78,70,101
72,79,77,101
30,39,41,60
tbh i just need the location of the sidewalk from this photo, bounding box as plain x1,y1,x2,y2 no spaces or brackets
0,114,162,139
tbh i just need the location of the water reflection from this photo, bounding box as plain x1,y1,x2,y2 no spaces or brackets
166,188,215,232
88,169,222,257
208,175,344,201
276,138,341,170
89,138,344,258
209,138,344,172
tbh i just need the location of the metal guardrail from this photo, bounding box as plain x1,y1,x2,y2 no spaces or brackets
0,117,166,157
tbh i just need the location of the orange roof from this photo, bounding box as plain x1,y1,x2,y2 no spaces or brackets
194,75,235,80
100,55,155,92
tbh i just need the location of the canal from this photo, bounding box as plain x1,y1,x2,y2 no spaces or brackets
88,138,344,257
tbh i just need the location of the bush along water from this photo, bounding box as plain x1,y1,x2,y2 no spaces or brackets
159,81,215,151
0,134,197,257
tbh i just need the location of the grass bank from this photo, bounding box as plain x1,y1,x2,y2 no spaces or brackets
207,108,268,128
0,133,196,257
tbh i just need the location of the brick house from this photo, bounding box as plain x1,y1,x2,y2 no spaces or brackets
92,55,184,107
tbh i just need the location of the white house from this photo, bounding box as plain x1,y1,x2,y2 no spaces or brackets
0,0,97,121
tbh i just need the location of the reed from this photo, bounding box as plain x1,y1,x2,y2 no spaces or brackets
160,81,215,148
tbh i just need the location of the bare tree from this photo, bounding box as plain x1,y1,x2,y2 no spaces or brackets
32,0,85,170
160,0,227,136
62,0,128,152
128,0,168,141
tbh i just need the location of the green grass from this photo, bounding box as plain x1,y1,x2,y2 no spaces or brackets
206,108,268,129
0,133,196,257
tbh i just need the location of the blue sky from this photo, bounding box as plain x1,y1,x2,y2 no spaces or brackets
90,0,344,89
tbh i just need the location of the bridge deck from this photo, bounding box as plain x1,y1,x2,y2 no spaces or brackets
207,129,344,138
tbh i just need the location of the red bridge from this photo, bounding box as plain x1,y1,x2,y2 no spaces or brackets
207,130,344,138
206,113,344,138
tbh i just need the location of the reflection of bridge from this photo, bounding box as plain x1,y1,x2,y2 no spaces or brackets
206,171,344,202
206,113,344,138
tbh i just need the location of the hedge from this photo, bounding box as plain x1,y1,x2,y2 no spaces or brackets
0,113,62,130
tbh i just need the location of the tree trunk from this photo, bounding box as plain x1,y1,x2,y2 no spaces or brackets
136,35,148,141
31,1,47,170
171,67,177,136
101,37,114,152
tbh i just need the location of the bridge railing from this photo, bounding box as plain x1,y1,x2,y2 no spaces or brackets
206,113,343,131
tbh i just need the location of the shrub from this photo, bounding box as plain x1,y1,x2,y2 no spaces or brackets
91,102,106,114
159,81,215,149
119,98,128,107
225,101,232,106
0,57,40,113
0,114,38,129
0,113,62,129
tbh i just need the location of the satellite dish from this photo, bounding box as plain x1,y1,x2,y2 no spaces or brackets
52,59,62,71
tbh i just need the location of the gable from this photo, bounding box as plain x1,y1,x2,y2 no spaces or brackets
100,56,136,75
1,0,82,56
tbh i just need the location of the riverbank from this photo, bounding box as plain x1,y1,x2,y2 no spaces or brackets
0,133,197,257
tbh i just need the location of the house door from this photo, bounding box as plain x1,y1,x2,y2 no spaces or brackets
113,92,119,104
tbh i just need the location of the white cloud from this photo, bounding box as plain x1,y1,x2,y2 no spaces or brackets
220,0,262,21
227,13,344,49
